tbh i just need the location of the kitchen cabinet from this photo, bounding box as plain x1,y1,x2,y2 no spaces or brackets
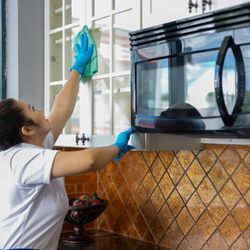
142,0,250,29
45,0,141,147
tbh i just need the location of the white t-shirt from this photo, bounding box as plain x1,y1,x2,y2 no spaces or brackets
0,132,69,249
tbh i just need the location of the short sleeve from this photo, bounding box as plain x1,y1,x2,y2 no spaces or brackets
10,147,58,186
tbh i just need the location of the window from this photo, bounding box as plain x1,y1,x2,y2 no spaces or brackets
0,0,6,100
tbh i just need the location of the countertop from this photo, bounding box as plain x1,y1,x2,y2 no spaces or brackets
58,229,170,250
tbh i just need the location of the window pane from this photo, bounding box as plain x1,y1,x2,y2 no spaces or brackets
113,75,131,135
65,26,80,79
50,0,62,30
93,0,111,17
93,18,110,75
113,11,135,72
65,96,80,134
65,0,84,25
50,85,62,109
50,32,63,82
93,79,110,135
114,0,133,10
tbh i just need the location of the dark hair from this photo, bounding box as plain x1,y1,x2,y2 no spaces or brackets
0,98,35,150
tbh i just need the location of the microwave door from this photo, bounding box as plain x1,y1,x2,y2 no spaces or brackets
215,36,246,126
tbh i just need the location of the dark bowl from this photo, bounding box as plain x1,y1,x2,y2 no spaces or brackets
65,199,108,226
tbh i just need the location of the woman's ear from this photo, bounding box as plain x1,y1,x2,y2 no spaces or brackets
20,125,35,137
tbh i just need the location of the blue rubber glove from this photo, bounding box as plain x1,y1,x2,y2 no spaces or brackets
113,128,135,162
70,32,94,75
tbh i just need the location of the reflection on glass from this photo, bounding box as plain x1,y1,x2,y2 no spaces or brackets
65,26,80,79
93,0,111,17
222,49,236,114
114,0,133,10
113,11,134,72
65,0,84,25
93,79,110,135
113,76,131,135
50,0,62,30
50,32,63,82
65,96,80,134
50,85,62,109
93,18,110,75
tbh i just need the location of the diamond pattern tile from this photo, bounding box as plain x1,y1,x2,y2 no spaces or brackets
220,179,241,210
176,150,195,170
167,158,184,184
197,149,217,172
197,177,216,205
219,215,241,245
208,161,229,191
219,149,241,175
150,158,166,183
159,172,174,199
150,186,165,213
159,151,174,167
187,192,205,221
142,171,157,197
142,151,157,166
232,199,250,231
208,195,228,226
176,207,194,234
232,162,250,194
186,224,206,250
177,175,195,202
207,230,229,250
187,159,205,188
167,190,184,217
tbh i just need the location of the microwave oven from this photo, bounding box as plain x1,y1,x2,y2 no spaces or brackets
129,3,250,138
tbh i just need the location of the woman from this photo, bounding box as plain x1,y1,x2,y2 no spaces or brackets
0,33,133,249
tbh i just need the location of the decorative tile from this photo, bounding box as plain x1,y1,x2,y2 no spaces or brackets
208,195,228,226
208,161,229,191
231,235,249,250
167,158,184,185
167,190,184,217
142,151,158,166
207,230,229,250
141,199,156,225
142,171,157,197
219,149,241,175
245,189,250,206
232,199,250,231
219,215,241,246
196,210,216,241
187,159,205,188
142,228,156,244
176,150,195,170
186,224,206,250
206,144,226,157
149,215,165,242
176,207,194,234
235,145,250,159
187,192,205,221
134,184,149,209
126,196,140,223
197,149,217,172
197,177,216,206
158,203,174,231
159,151,174,168
150,158,166,183
150,186,165,213
177,175,195,202
159,172,174,199
232,162,250,194
134,213,149,239
160,221,184,249
177,238,192,250
220,179,241,210
244,152,250,167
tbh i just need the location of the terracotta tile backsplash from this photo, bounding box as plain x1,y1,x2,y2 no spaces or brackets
96,144,250,249
60,144,250,249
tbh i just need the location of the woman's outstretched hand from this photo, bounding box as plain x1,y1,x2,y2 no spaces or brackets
113,128,135,162
70,33,94,75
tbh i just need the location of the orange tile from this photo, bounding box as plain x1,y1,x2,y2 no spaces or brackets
197,149,217,172
159,151,174,167
219,149,241,175
142,151,157,166
176,150,195,170
187,159,205,188
176,207,194,234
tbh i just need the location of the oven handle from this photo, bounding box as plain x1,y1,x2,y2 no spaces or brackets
214,35,245,126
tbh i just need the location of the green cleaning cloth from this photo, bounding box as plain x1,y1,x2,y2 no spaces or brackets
73,25,98,81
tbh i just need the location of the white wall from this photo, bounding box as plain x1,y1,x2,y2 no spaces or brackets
7,0,44,111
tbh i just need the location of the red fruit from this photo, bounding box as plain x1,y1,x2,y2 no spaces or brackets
72,199,85,207
88,198,101,206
